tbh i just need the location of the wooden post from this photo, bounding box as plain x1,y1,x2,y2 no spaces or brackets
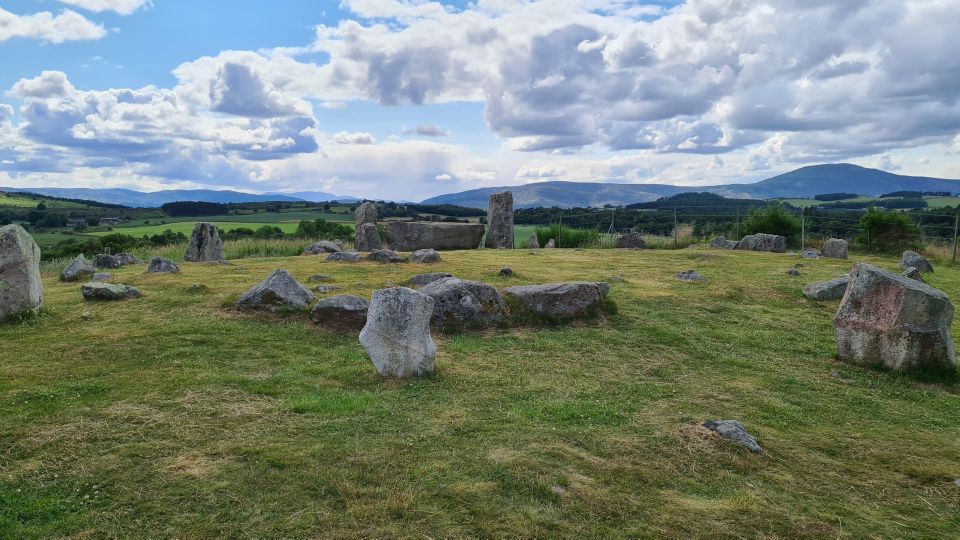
673,207,678,249
953,213,959,263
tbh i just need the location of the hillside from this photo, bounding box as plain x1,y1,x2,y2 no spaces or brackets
0,187,346,208
423,164,960,208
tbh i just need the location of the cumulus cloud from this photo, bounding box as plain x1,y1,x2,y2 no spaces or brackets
412,124,448,137
59,0,152,16
0,7,105,43
333,131,376,144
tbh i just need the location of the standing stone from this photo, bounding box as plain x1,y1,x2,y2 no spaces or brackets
234,269,314,312
147,257,180,273
822,238,848,260
834,263,956,373
61,254,96,282
526,233,540,249
184,223,224,262
0,224,42,320
900,250,933,274
484,191,514,249
544,239,556,249
354,203,381,251
615,232,646,249
359,287,436,378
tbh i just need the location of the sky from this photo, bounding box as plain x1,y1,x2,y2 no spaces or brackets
1,0,959,200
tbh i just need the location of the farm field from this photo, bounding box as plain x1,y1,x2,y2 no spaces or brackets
1,248,957,537
0,193,91,209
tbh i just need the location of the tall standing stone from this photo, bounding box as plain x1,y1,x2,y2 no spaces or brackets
360,287,437,378
354,202,381,251
0,224,43,320
834,263,956,374
484,191,514,249
183,223,224,262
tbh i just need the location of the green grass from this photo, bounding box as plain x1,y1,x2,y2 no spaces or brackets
923,196,960,209
1,248,959,536
0,193,90,209
90,221,308,237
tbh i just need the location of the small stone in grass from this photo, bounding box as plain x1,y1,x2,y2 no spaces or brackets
499,266,513,277
703,419,763,454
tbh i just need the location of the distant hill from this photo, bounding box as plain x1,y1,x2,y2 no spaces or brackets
0,187,348,208
423,164,960,208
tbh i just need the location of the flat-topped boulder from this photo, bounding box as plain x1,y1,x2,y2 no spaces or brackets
822,238,848,259
115,253,141,266
61,254,95,282
326,251,363,262
900,250,933,274
311,294,369,331
419,277,506,329
360,287,436,377
411,248,441,263
409,272,453,287
367,249,404,263
147,257,180,273
384,221,485,251
503,282,608,319
81,282,140,301
615,232,646,249
235,269,314,312
709,236,737,249
302,240,342,255
0,224,43,320
94,254,122,269
800,248,819,259
485,191,514,249
735,233,787,253
184,222,224,262
802,276,848,300
834,263,956,374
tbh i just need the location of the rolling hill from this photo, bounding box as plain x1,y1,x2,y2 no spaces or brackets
0,187,347,208
422,164,960,208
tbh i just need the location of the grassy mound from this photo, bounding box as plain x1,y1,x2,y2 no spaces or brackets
1,248,958,536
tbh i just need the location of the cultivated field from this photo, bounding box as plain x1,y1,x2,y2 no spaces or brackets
1,248,958,537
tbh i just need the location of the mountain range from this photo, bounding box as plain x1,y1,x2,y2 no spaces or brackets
422,164,960,208
3,164,958,208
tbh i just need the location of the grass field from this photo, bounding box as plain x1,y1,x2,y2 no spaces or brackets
1,247,958,537
0,193,90,209
90,221,307,237
778,196,960,209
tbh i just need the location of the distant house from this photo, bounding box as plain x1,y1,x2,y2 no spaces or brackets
98,217,124,226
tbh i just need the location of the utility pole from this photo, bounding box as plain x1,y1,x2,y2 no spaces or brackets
735,206,740,239
800,207,805,251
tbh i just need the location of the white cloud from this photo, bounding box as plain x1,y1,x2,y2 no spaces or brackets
333,131,376,144
0,7,105,43
59,0,152,16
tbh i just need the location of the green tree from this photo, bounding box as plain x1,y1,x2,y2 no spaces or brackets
857,207,920,253
741,206,801,242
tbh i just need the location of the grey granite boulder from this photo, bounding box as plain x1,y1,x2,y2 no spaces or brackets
615,232,646,249
709,236,737,249
411,248,441,264
234,269,314,312
326,251,363,262
94,254,122,269
359,287,436,377
92,272,112,281
484,191,514,249
147,256,180,273
409,272,453,287
419,277,507,329
499,266,513,277
703,420,763,454
308,274,333,283
735,233,787,253
903,267,924,282
310,294,369,331
675,270,705,282
834,263,956,373
900,250,933,274
115,253,141,266
183,223,224,262
800,248,819,259
367,249,404,263
81,282,140,301
802,276,848,300
526,233,540,249
61,254,95,282
787,268,801,276
384,221,485,251
544,239,556,249
503,282,608,319
303,240,342,255
822,238,848,260
0,224,43,319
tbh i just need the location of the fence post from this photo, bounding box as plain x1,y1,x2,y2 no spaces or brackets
953,212,959,263
800,207,805,250
673,207,678,249
867,229,871,252
735,206,740,239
